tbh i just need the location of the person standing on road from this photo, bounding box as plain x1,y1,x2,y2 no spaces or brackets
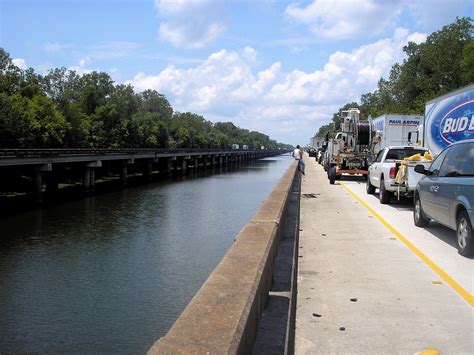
292,145,305,175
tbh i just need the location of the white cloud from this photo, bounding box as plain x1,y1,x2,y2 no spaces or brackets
68,56,93,75
285,0,401,39
127,29,427,145
12,58,27,69
154,0,211,15
155,0,225,48
158,21,225,49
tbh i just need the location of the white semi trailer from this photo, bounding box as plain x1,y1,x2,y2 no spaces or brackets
371,114,423,154
423,84,474,155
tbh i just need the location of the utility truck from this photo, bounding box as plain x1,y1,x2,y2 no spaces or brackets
324,108,372,184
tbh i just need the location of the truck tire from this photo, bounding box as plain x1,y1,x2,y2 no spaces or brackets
456,210,473,257
413,194,429,227
379,177,391,204
366,173,376,194
335,174,342,181
329,167,336,185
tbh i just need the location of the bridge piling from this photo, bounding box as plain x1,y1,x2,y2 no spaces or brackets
34,170,43,203
142,159,153,182
120,162,128,187
181,157,187,175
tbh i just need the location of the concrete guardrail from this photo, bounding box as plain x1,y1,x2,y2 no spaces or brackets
148,161,299,354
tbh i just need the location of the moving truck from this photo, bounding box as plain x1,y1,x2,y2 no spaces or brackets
423,84,474,156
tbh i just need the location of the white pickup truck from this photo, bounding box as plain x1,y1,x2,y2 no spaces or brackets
366,146,430,204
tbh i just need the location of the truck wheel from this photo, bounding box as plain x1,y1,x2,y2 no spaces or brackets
379,178,391,204
335,174,342,180
329,167,336,185
413,194,429,227
366,173,375,194
456,210,473,257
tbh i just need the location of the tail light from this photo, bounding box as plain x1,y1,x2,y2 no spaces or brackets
389,167,396,179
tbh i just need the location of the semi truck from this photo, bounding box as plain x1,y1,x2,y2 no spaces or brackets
309,136,325,149
371,114,422,154
423,84,474,155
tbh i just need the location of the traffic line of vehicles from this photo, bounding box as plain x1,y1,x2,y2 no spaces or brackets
314,84,474,257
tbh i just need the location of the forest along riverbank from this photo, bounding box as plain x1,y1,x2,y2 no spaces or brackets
0,155,291,354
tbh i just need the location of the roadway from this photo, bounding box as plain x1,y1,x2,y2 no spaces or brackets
295,156,473,354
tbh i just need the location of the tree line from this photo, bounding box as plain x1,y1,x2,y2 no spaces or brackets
0,50,292,150
316,17,473,138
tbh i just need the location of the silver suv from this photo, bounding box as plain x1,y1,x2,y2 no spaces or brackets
413,139,474,257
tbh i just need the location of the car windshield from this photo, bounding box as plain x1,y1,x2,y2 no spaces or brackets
385,148,427,160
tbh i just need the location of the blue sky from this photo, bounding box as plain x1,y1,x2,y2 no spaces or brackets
1,0,472,145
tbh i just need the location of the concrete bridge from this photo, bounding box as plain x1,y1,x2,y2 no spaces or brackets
0,148,288,202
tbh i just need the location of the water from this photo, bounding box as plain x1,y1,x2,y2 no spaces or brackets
0,155,292,353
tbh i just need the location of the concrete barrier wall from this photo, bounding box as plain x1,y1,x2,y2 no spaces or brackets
148,161,299,354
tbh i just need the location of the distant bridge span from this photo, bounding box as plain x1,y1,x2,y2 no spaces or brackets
0,148,290,202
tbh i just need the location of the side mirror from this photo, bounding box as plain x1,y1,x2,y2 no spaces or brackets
414,164,427,174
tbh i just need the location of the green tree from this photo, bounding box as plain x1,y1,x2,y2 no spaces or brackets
461,41,474,84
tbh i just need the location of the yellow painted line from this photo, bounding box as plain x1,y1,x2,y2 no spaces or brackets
339,181,474,307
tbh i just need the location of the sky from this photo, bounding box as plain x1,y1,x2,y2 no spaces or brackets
1,0,473,146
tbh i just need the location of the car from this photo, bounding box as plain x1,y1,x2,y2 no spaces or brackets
308,148,317,157
413,139,474,257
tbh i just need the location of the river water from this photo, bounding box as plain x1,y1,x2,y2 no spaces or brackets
0,155,292,353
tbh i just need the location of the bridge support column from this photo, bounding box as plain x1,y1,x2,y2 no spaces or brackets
34,164,52,203
90,169,96,191
120,159,133,187
194,157,199,169
121,162,128,187
181,158,187,175
85,161,101,193
84,167,91,193
171,156,177,176
35,171,43,203
142,159,153,182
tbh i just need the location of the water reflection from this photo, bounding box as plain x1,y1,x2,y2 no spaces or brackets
0,155,292,353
